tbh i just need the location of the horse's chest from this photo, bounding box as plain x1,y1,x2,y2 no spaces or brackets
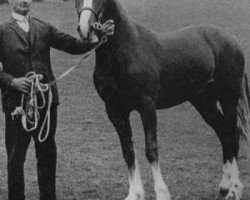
93,68,123,102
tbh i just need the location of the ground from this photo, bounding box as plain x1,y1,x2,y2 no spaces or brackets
0,0,250,199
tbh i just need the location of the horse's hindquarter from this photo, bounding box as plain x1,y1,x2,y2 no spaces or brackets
152,24,245,108
154,26,217,108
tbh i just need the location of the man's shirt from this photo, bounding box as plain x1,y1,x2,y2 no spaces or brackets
12,12,30,32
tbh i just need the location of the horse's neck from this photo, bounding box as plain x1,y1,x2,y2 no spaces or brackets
96,0,139,68
105,0,138,48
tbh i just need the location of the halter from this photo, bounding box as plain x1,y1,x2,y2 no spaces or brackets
77,1,108,43
78,7,100,21
77,0,106,22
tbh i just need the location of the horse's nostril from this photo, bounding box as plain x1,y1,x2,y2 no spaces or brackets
77,26,81,33
77,26,84,38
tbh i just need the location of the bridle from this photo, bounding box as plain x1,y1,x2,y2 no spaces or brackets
77,0,107,42
77,0,106,24
78,7,102,22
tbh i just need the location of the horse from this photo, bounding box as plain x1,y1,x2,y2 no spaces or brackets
75,0,250,199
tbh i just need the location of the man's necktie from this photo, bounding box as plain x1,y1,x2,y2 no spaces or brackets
22,16,30,32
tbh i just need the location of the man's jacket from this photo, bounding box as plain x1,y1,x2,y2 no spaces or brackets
0,16,96,112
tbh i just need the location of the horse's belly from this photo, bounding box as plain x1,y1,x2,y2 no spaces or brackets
156,96,188,109
156,66,213,109
155,84,205,109
155,86,193,109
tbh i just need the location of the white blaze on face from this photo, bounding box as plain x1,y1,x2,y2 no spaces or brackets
79,0,93,38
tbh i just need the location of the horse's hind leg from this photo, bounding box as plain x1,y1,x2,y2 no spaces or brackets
137,96,171,200
218,91,243,200
190,88,243,200
105,105,145,200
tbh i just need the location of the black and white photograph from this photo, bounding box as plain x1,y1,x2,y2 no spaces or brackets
0,0,249,199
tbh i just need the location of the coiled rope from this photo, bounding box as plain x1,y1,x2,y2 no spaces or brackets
11,72,52,142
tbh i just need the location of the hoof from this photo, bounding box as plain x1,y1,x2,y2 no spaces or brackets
218,182,243,200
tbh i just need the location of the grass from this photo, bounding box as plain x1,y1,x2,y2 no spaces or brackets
0,1,250,199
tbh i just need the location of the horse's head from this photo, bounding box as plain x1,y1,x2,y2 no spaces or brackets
75,0,107,42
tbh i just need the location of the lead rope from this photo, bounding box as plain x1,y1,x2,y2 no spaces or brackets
49,31,107,86
11,25,107,142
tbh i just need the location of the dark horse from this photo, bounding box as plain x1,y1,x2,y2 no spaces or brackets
75,0,250,199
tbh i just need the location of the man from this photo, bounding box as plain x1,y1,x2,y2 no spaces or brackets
0,0,115,199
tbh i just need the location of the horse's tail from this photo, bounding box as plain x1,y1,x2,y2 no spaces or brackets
237,73,250,159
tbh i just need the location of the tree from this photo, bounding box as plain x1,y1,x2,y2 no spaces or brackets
0,0,8,4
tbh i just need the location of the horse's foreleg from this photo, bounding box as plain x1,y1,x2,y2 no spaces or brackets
138,96,171,200
126,159,144,200
151,163,171,200
106,105,145,200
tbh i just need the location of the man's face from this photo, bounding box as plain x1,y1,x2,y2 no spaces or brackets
10,0,32,16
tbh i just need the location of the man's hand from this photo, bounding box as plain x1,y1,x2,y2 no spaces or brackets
101,20,115,36
10,77,31,94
